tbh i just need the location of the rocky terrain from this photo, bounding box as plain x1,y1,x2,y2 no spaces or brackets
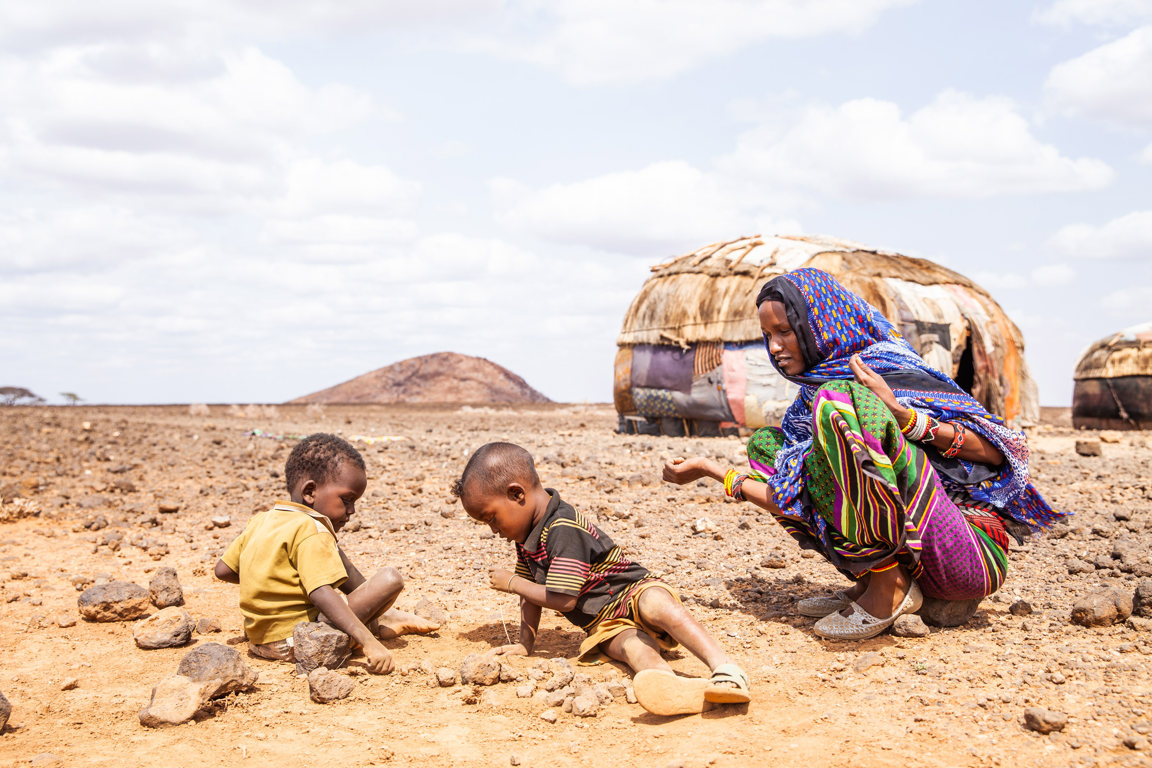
0,403,1150,768
289,352,551,404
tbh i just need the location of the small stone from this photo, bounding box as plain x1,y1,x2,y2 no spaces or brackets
510,754,523,766
625,685,637,704
148,567,184,608
516,683,535,698
134,607,194,649
78,581,151,622
60,678,78,691
1128,616,1152,632
436,668,458,687
499,663,522,683
1067,558,1095,575
196,617,222,634
210,516,231,529
176,643,259,698
1009,600,1033,616
138,675,217,728
1123,736,1149,751
1134,579,1152,619
1070,588,1134,627
69,574,94,592
606,680,627,699
571,693,600,717
760,556,786,569
308,667,355,703
892,614,930,637
29,754,64,768
57,614,77,628
460,654,500,686
592,682,613,705
293,622,351,674
539,710,558,723
0,689,10,731
1023,706,1067,734
413,597,449,626
158,501,180,513
1073,440,1101,457
852,651,884,672
918,596,982,627
544,658,575,691
545,690,567,707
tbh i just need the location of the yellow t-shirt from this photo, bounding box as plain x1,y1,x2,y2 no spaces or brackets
221,501,348,644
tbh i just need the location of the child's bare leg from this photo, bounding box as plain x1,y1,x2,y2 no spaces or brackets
635,586,730,672
603,627,675,674
345,567,440,638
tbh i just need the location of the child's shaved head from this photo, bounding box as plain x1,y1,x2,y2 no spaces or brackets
451,442,540,501
284,433,365,493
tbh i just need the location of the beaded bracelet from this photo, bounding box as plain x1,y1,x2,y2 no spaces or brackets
921,416,941,443
723,468,738,497
899,409,921,436
942,423,966,458
731,473,749,501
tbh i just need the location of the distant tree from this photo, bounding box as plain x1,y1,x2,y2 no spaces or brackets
60,392,84,406
0,386,45,406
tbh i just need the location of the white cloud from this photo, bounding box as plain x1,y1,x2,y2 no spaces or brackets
1031,263,1076,286
487,0,919,85
494,161,801,255
1141,142,1152,163
1101,284,1152,316
1034,0,1152,27
1045,26,1152,127
721,90,1113,199
1050,210,1152,260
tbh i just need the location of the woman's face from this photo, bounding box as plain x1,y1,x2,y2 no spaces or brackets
759,300,805,375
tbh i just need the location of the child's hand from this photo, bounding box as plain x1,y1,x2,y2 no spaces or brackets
662,456,716,485
489,567,517,592
487,643,529,657
362,638,394,675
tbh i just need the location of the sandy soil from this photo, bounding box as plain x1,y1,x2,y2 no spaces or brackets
1,404,1150,768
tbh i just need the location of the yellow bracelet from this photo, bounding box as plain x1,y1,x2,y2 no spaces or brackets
504,574,517,592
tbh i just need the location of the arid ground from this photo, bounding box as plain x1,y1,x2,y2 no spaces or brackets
1,404,1150,768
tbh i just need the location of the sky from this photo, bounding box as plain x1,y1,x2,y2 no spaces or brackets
2,0,1150,407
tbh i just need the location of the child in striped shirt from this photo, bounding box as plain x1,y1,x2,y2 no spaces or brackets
452,442,750,716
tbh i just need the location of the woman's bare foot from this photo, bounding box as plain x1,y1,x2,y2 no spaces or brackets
372,608,440,639
849,567,909,619
842,574,870,601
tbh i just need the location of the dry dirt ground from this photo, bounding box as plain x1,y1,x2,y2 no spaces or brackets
1,404,1151,768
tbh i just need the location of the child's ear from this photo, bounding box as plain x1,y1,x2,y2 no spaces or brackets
507,483,526,504
300,479,317,504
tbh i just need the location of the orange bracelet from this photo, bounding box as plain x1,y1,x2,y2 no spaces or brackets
943,423,966,458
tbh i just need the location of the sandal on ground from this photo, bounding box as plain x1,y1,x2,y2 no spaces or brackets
633,669,711,716
813,581,923,641
796,590,852,618
704,663,751,704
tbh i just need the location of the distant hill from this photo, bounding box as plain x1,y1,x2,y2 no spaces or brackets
288,352,552,405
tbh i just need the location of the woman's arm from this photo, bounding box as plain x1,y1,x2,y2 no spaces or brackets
850,355,1004,467
662,457,781,514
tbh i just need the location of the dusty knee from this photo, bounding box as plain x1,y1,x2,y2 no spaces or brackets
370,566,404,593
636,586,682,627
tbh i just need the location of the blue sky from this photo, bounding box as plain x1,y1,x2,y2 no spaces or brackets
2,0,1150,406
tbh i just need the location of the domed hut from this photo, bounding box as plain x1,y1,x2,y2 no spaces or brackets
615,234,1040,436
1072,322,1152,430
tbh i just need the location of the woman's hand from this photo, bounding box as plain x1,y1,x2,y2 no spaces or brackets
487,643,529,657
850,354,910,425
662,456,721,485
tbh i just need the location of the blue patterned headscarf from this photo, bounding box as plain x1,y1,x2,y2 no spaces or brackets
757,267,1060,530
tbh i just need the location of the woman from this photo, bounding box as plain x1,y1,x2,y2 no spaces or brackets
663,268,1062,640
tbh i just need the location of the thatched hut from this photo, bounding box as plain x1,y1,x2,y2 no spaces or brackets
1073,322,1152,430
615,234,1039,436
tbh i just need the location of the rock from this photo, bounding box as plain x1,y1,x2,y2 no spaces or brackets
510,754,523,766
29,754,64,767
210,516,231,528
196,617,222,634
1123,735,1149,751
539,710,558,723
852,651,884,672
516,683,535,698
606,680,627,699
1067,559,1095,575
1073,440,1101,457
760,556,787,569
571,693,600,717
60,678,78,691
892,614,930,637
134,607,194,649
0,689,10,731
308,667,355,703
176,643,258,698
918,596,982,627
138,675,217,728
148,567,184,608
1009,600,1033,616
78,581,151,622
592,683,613,705
1023,706,1067,734
1070,588,1134,627
293,622,351,674
57,614,77,628
69,574,94,592
436,668,458,687
1134,579,1152,619
460,654,500,686
543,658,575,691
413,597,449,625
1128,616,1152,632
499,663,522,683
158,501,180,513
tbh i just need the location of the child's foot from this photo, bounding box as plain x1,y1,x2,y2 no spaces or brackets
372,608,440,639
633,669,711,716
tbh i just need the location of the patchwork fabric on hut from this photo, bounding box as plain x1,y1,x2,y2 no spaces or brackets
1073,321,1152,430
615,234,1040,436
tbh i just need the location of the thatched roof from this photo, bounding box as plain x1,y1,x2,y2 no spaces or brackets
1074,322,1152,380
616,234,1039,426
